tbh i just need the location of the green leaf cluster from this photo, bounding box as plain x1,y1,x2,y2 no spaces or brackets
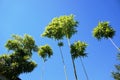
58,42,64,47
0,34,38,79
112,54,120,80
38,44,53,62
93,22,115,40
42,14,78,40
71,41,88,59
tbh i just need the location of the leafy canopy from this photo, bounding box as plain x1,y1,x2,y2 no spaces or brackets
42,14,78,40
93,21,115,40
0,34,37,79
38,44,53,62
0,34,53,80
70,41,88,59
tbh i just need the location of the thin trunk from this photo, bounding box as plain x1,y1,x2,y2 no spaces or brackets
109,38,120,52
41,60,45,80
72,57,78,80
80,57,89,80
67,39,78,80
59,46,68,80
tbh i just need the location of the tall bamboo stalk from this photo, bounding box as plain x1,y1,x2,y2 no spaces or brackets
80,57,89,80
58,46,68,80
109,38,120,52
41,60,45,80
67,39,78,80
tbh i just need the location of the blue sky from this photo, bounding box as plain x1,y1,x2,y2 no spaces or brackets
0,0,120,80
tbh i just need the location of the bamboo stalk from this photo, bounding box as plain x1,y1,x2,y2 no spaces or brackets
109,38,120,52
59,46,68,80
41,60,45,80
67,39,78,80
80,57,89,80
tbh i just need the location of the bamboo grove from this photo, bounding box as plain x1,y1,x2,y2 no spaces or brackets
0,14,119,80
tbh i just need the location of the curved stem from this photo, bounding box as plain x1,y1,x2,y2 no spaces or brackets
80,57,89,80
67,38,78,80
59,46,68,80
109,38,120,52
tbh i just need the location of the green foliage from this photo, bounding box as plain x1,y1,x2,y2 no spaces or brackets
38,44,53,62
70,41,88,59
42,14,78,40
112,54,120,80
0,34,50,80
93,21,115,40
5,34,36,52
58,42,64,47
58,15,78,39
5,39,22,51
23,34,35,50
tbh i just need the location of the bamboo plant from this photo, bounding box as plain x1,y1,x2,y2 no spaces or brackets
57,15,79,80
71,41,89,80
42,14,79,80
42,15,69,80
93,21,119,52
38,44,53,80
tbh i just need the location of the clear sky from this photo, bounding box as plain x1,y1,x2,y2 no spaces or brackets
0,0,120,80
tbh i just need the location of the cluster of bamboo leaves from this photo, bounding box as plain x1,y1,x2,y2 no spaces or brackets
93,21,115,40
93,21,120,52
112,54,120,80
71,41,88,59
42,14,78,39
38,44,53,62
0,34,53,80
